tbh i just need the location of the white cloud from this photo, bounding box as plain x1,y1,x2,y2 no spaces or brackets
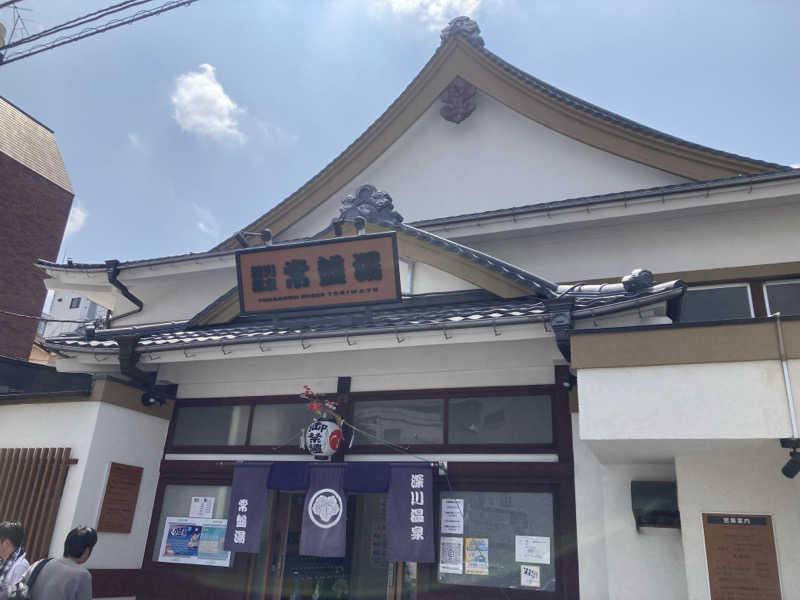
369,0,484,28
193,203,220,237
171,64,246,145
127,131,145,152
791,163,800,169
257,119,299,146
64,202,88,236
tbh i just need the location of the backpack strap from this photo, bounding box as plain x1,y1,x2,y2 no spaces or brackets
24,558,52,589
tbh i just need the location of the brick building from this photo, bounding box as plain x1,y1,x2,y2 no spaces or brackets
0,96,73,360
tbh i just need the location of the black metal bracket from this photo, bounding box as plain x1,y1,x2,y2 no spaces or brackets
544,298,575,362
116,335,172,406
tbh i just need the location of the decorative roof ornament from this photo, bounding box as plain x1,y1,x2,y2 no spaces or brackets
622,269,655,293
440,76,478,124
440,16,485,48
334,184,404,229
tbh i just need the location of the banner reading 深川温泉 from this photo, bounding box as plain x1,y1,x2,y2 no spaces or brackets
300,464,348,557
386,464,435,562
223,463,271,553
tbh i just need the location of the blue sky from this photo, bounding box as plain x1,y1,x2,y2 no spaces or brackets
3,0,799,265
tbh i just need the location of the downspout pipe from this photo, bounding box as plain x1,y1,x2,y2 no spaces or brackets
116,335,164,406
773,313,799,440
106,260,144,325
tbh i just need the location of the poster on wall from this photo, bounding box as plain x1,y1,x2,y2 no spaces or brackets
158,517,231,567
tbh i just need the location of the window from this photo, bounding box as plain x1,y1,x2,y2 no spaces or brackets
172,405,249,446
680,284,753,323
69,297,81,309
351,390,554,448
764,280,800,317
449,395,552,445
352,398,445,445
151,484,232,562
438,490,556,591
250,403,311,446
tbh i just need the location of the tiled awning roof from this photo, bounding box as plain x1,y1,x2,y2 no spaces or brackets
44,281,684,354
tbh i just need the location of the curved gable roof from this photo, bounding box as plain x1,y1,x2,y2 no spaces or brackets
212,29,785,251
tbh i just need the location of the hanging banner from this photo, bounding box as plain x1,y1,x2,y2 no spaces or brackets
386,464,435,563
300,465,348,557
223,463,271,553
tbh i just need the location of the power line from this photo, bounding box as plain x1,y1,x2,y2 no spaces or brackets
0,1,22,10
0,307,95,325
1,0,199,65
1,0,152,51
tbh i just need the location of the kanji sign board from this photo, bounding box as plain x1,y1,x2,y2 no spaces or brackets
236,233,401,314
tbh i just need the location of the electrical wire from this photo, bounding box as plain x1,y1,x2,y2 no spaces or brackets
0,1,22,11
0,307,95,324
0,0,152,51
1,0,199,65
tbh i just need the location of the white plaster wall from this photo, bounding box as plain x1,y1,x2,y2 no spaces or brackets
578,361,797,442
676,443,800,600
0,401,101,557
113,266,237,327
278,92,687,241
160,337,560,398
76,402,170,570
573,414,688,600
469,200,800,284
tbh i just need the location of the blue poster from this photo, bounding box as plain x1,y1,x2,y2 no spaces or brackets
159,517,231,567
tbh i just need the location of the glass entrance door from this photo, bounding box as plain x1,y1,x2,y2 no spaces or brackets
252,492,415,600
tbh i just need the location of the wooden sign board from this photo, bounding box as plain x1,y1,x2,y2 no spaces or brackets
236,232,401,314
703,513,781,600
97,462,143,533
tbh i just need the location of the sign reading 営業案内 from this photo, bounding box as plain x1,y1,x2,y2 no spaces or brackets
703,513,781,600
236,233,400,314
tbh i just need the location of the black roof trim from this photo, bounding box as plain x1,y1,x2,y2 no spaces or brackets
411,168,800,229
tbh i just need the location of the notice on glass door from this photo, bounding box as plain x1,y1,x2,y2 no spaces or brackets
439,536,463,574
189,496,215,519
441,498,464,534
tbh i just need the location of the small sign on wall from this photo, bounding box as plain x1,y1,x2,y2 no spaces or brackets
97,463,143,533
236,233,401,314
703,513,781,600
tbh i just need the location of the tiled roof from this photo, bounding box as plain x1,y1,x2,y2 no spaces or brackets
38,168,800,275
411,168,800,228
43,283,684,354
0,96,73,193
477,47,787,172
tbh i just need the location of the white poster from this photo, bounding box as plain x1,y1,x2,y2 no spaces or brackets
520,564,541,587
515,535,550,565
189,496,215,519
439,536,464,574
441,498,464,535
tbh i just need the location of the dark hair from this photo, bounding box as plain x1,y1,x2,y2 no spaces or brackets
0,522,25,548
63,527,97,559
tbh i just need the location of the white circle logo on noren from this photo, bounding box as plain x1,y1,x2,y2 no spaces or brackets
308,488,343,528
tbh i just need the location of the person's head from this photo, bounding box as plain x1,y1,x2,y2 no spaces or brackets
0,522,25,560
63,527,97,564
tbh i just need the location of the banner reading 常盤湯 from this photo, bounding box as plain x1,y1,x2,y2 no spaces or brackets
300,465,348,557
223,463,271,553
386,464,435,562
236,232,400,314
